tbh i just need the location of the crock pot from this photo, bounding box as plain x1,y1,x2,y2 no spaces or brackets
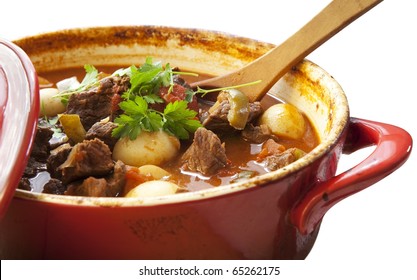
0,26,412,259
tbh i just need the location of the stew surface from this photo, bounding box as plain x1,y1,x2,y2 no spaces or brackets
20,62,319,197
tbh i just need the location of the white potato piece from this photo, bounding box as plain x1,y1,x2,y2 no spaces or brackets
259,103,306,140
138,165,171,180
39,88,66,117
113,130,180,167
125,180,179,198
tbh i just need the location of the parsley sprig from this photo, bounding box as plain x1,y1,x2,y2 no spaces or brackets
111,57,202,140
162,101,202,139
111,96,163,140
112,96,201,140
124,57,196,101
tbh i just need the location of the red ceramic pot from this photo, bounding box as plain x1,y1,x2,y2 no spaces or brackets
0,26,412,259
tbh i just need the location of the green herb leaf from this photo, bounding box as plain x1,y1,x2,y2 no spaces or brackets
80,64,99,88
113,98,201,140
142,93,164,104
112,96,165,140
126,57,169,97
129,64,162,95
184,88,195,103
163,101,202,139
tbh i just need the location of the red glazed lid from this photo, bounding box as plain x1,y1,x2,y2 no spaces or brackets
0,38,39,218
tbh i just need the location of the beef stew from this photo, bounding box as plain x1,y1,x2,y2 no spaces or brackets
21,61,319,197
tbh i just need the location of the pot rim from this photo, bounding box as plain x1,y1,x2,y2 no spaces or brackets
12,26,350,207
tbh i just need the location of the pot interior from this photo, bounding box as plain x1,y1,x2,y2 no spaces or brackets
13,26,349,206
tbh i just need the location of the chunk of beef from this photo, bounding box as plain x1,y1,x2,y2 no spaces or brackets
47,143,72,179
65,160,126,197
58,139,114,184
42,179,66,195
66,91,112,131
241,124,277,144
30,126,54,162
66,177,108,197
66,75,130,130
181,127,228,176
263,148,306,171
23,157,47,178
106,160,127,196
201,99,263,132
200,99,229,131
98,75,130,95
248,102,263,120
85,121,118,150
18,178,31,191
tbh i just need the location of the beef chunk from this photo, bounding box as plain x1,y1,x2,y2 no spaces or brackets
248,102,263,120
30,126,54,161
263,148,306,171
58,139,114,184
66,90,113,131
201,98,263,132
23,157,47,178
18,178,31,191
22,125,53,177
241,124,277,144
106,160,126,196
181,127,228,176
98,75,130,95
65,161,126,197
47,143,72,179
200,100,229,131
66,177,108,197
85,121,118,150
66,75,130,130
42,179,66,195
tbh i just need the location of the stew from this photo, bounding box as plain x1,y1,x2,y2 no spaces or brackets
18,59,319,198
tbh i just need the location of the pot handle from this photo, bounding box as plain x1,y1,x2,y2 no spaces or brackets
290,117,412,235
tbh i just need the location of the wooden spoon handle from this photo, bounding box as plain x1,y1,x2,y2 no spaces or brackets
192,0,382,102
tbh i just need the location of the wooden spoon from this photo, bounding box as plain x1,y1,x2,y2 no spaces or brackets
191,0,382,102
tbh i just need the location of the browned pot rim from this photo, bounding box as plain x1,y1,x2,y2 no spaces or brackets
12,26,350,207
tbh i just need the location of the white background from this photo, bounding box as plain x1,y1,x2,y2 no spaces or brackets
1,0,416,279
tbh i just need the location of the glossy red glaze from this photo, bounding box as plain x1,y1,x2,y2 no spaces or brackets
0,39,39,218
291,118,413,235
